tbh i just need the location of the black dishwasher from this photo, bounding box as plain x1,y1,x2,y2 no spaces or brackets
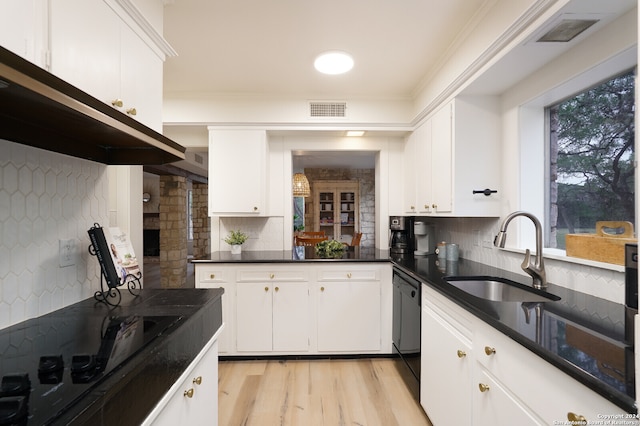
392,267,421,399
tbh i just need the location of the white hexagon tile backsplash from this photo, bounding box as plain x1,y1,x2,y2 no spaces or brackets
0,140,108,329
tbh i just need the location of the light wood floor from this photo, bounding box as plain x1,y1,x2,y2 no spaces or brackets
218,358,433,426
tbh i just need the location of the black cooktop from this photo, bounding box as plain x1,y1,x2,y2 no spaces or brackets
0,313,182,425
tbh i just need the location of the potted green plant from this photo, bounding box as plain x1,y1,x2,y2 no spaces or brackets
224,230,248,254
314,239,346,258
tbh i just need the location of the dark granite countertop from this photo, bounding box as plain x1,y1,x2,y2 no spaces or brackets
0,288,223,425
192,247,391,263
392,254,635,413
191,249,635,412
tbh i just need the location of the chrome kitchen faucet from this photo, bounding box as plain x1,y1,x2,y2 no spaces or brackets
494,211,547,290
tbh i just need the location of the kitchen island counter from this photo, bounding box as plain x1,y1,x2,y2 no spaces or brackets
0,288,224,425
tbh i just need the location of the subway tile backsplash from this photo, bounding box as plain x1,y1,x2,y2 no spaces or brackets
0,140,106,329
425,216,626,304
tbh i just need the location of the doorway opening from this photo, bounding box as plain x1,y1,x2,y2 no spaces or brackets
292,151,376,248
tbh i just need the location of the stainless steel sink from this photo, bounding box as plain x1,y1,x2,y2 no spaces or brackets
445,276,560,303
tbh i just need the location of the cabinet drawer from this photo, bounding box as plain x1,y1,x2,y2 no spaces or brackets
475,322,626,421
197,269,229,284
317,268,379,282
236,269,308,282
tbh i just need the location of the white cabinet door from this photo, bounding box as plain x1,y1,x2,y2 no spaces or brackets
195,268,234,354
415,120,433,214
119,25,163,131
421,290,472,425
48,0,163,130
431,102,453,213
403,131,417,214
49,0,121,103
451,96,501,216
0,0,45,66
273,283,309,351
236,281,309,353
145,339,219,426
209,129,267,215
317,281,381,352
236,283,273,351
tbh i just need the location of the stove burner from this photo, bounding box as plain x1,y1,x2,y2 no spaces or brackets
0,374,30,399
71,355,99,384
38,355,64,384
0,396,28,426
37,355,63,374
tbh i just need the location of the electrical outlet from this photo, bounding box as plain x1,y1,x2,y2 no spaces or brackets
482,239,493,248
59,239,75,267
472,230,480,246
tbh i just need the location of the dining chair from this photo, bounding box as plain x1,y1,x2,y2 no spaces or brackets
295,235,328,246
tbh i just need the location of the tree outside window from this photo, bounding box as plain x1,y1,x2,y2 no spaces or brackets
548,70,635,249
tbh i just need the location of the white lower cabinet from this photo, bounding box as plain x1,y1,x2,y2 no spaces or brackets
194,262,392,356
144,338,219,425
420,292,472,425
196,268,234,354
236,281,309,352
316,280,381,352
474,321,627,424
421,284,628,425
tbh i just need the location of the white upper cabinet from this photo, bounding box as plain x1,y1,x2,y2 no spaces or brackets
208,129,267,216
0,0,46,66
49,0,163,131
404,96,501,217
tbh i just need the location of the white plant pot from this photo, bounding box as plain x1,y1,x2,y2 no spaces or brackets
231,244,242,255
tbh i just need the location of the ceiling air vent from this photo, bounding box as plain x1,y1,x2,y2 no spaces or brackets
310,102,347,118
194,153,204,165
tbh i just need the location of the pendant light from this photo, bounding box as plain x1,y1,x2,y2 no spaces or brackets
292,173,311,197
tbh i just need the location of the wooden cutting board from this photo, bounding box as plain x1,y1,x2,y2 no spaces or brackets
565,221,636,265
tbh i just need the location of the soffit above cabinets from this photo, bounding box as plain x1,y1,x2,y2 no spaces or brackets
0,46,186,165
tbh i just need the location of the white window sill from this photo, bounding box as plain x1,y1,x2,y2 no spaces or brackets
498,247,625,273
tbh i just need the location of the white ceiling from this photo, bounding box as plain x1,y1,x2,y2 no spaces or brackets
162,0,637,172
162,0,489,99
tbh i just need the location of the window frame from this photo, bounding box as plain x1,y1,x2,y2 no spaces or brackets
513,48,636,270
544,69,636,251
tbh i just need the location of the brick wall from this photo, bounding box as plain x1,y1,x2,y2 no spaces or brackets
159,175,187,288
192,182,210,259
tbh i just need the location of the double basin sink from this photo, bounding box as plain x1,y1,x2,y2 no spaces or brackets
445,276,560,303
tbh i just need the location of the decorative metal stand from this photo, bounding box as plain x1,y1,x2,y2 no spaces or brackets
88,223,141,307
91,268,142,307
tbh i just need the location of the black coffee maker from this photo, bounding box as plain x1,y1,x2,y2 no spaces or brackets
389,216,414,254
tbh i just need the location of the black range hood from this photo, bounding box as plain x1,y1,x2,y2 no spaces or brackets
0,46,185,165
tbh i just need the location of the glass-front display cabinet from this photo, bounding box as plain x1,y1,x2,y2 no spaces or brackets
313,180,359,243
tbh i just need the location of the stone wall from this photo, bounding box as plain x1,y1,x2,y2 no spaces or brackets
192,182,210,259
159,175,188,288
303,168,375,248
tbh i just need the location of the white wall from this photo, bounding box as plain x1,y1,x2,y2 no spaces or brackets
0,140,107,328
423,8,637,304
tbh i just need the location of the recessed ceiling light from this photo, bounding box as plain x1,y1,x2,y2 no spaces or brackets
314,51,354,75
346,130,365,137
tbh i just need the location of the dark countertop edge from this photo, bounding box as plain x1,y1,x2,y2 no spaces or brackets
391,261,637,414
191,249,391,263
192,258,389,263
